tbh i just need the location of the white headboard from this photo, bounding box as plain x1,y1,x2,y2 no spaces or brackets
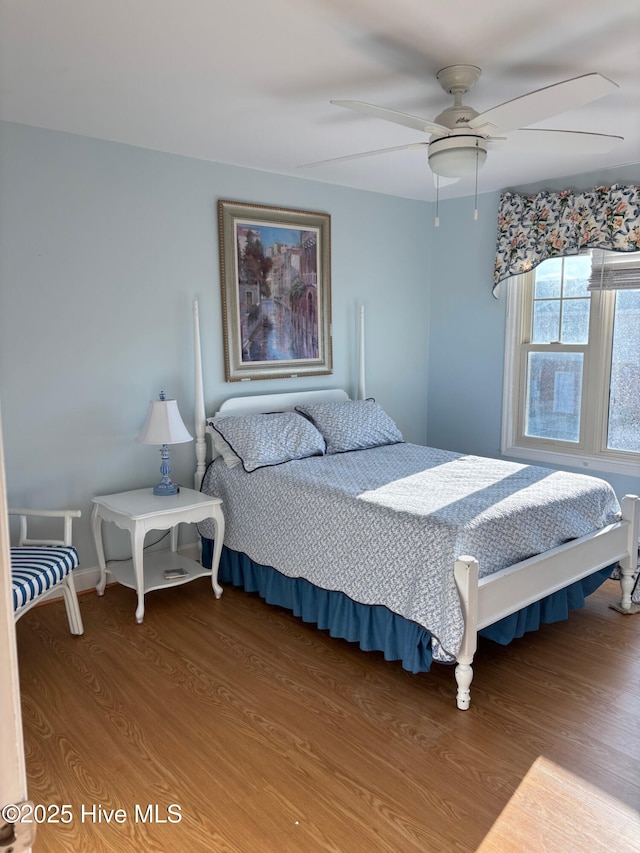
213,388,349,419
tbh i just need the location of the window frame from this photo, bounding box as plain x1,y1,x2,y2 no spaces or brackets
501,258,640,477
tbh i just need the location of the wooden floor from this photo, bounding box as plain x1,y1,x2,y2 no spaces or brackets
14,577,640,852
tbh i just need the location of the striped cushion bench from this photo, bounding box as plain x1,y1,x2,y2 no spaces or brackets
11,545,80,615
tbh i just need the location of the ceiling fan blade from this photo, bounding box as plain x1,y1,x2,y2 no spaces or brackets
331,100,449,135
469,73,619,135
299,142,428,168
504,128,624,154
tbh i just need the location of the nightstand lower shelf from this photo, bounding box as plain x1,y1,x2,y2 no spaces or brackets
106,550,212,595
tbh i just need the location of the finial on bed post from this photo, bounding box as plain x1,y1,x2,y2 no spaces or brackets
193,298,207,490
357,304,366,400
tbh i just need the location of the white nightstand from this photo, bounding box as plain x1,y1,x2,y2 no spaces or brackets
91,487,225,624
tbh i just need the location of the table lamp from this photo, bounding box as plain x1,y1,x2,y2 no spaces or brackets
136,391,193,495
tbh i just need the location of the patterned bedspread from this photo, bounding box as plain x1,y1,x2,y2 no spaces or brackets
198,444,621,661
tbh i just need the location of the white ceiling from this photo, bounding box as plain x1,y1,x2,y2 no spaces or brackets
1,0,638,202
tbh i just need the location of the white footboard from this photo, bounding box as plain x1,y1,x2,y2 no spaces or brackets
453,494,639,710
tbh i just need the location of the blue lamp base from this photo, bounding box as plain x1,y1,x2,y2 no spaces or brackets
153,444,180,496
153,481,180,496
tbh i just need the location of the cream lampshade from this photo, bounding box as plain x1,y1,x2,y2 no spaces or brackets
136,391,193,495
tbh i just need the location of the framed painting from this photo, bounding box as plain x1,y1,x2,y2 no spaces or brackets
218,200,332,382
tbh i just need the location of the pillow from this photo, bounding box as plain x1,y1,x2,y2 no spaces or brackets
208,411,325,472
295,399,403,454
208,426,242,468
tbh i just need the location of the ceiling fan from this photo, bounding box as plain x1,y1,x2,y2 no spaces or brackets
303,65,623,181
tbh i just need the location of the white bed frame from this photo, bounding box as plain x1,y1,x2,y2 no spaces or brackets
192,300,639,709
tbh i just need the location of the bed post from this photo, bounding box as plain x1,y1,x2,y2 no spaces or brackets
618,495,640,611
357,304,365,400
454,556,479,710
193,299,207,490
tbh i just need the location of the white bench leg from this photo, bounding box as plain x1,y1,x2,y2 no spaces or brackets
60,574,84,635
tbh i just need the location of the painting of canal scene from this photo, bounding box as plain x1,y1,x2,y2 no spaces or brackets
218,200,332,381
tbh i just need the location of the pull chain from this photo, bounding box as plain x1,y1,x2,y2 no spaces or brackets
473,142,479,221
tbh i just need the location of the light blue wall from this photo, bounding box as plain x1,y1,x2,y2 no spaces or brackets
1,118,638,569
427,164,640,500
0,121,431,562
426,191,504,456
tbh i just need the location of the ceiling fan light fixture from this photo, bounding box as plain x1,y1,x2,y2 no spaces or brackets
428,135,488,178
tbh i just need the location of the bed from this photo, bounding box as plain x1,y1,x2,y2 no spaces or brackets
191,304,639,710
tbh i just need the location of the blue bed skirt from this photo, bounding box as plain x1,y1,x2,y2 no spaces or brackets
201,539,611,673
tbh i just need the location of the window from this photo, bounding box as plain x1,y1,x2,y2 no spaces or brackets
502,250,640,475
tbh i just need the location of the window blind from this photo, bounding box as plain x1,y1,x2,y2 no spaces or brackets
587,249,640,291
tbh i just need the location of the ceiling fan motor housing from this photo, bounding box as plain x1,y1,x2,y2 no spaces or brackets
429,65,488,178
428,134,488,178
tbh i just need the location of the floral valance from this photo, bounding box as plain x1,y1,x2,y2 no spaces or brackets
493,184,640,295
